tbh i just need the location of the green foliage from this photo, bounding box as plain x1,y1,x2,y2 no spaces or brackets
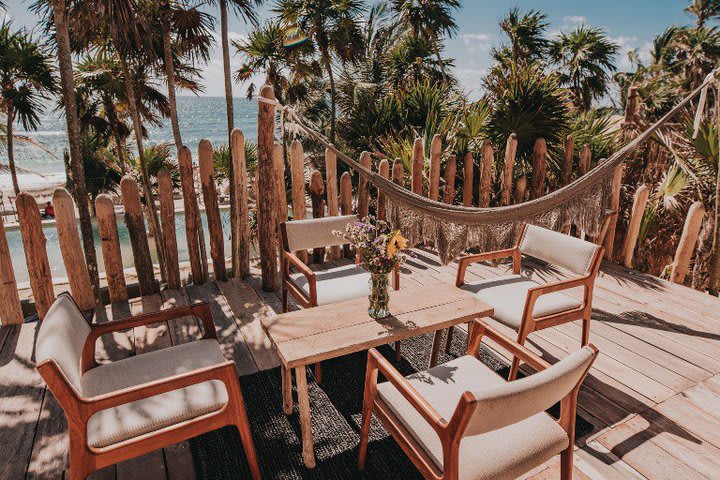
569,109,620,162
213,141,259,182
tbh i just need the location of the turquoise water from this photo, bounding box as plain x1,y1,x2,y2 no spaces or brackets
6,96,259,190
4,96,259,283
8,209,232,284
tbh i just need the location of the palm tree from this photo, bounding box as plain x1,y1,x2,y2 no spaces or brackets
685,0,720,28
494,7,549,67
549,25,619,111
33,0,102,300
391,0,459,82
0,22,56,194
276,0,365,144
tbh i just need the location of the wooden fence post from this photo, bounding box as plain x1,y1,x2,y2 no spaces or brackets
412,137,423,195
274,142,288,224
670,201,705,284
563,135,574,185
579,143,591,175
479,140,493,208
357,151,371,219
290,140,306,222
0,213,22,325
156,169,180,289
231,128,249,278
95,194,128,303
310,171,325,263
514,176,527,204
377,159,390,220
625,86,639,123
289,140,308,262
604,164,624,259
443,154,457,204
530,138,547,200
501,134,517,206
120,176,158,295
462,152,474,207
392,158,404,186
16,193,54,318
53,188,94,310
622,184,650,268
429,134,442,201
340,171,353,258
326,147,340,259
258,85,278,291
199,139,227,282
178,146,205,284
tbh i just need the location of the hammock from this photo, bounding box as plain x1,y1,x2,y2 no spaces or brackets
262,69,719,264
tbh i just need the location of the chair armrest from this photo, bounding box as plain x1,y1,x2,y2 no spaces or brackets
82,303,216,372
284,251,317,302
81,360,237,415
456,248,518,287
526,276,589,305
466,319,550,372
366,348,447,432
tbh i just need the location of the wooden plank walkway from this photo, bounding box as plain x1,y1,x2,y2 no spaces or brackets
3,250,720,479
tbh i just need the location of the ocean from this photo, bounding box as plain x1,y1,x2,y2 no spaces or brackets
5,96,260,191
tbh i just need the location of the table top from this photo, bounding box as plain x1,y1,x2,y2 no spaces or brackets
261,283,493,368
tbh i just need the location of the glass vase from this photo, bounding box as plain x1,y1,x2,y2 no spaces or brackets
368,272,390,319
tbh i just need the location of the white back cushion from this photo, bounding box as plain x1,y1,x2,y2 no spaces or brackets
519,225,600,276
283,215,356,252
464,346,595,436
36,294,91,394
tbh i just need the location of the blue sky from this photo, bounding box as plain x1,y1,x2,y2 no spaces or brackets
1,0,697,98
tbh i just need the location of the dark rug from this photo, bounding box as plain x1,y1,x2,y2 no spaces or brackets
189,330,593,479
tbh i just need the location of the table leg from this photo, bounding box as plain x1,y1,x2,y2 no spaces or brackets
281,364,293,415
429,329,444,368
295,366,316,468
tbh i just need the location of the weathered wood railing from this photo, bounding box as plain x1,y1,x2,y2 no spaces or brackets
0,84,707,324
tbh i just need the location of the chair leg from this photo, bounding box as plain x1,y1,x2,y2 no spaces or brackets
581,313,591,346
444,326,454,354
560,447,574,480
394,341,402,361
282,286,289,313
68,438,93,480
357,390,374,470
509,330,530,381
230,396,262,480
314,362,322,384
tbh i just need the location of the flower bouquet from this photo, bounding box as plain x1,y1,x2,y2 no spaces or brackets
338,216,409,318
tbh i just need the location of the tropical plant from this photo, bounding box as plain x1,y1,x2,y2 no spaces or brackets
74,131,123,203
494,7,549,67
685,0,720,28
0,21,56,194
391,0,460,81
212,141,258,182
549,26,619,111
276,0,366,144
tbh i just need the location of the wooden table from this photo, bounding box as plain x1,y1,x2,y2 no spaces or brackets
261,283,493,468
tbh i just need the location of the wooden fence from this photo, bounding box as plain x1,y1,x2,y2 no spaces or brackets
0,84,706,324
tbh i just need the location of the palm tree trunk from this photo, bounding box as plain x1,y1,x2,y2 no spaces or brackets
103,96,127,173
219,0,239,276
162,16,183,152
6,105,19,195
319,40,336,144
50,0,101,303
428,31,448,83
708,92,720,295
119,55,168,283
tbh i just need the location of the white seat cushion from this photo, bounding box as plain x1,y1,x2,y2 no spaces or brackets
377,355,569,480
83,339,229,448
290,262,371,305
460,274,582,330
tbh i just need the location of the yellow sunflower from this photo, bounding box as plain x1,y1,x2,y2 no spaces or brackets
387,231,408,257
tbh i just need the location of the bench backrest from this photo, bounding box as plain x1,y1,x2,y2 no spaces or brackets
35,293,91,395
518,224,600,276
282,215,356,252
464,346,596,436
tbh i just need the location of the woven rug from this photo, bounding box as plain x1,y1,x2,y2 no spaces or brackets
189,330,593,479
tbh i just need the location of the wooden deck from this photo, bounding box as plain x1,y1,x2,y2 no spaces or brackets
3,249,720,480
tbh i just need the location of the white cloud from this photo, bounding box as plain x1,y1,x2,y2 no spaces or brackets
462,33,492,53
201,31,252,97
563,15,587,26
610,35,653,71
454,67,487,100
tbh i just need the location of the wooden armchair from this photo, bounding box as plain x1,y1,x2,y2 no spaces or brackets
455,224,603,380
358,319,598,480
280,215,399,312
35,293,261,480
